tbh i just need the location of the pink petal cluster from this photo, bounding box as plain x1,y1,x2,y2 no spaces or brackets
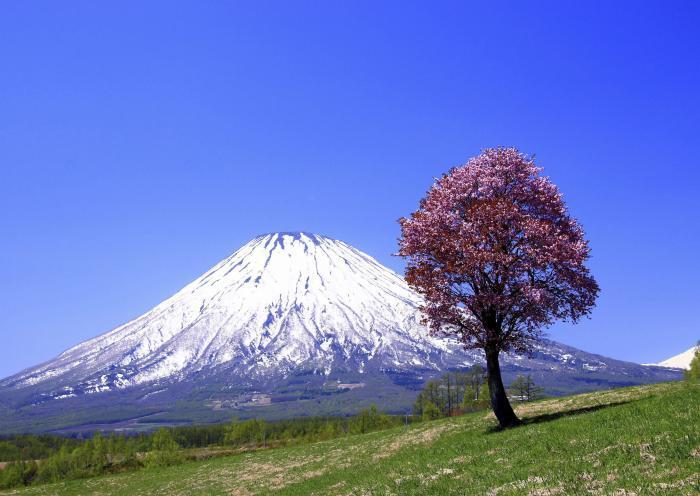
399,148,599,354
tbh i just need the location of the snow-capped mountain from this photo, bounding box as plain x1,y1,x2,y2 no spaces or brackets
0,232,683,433
657,345,699,369
1,233,464,396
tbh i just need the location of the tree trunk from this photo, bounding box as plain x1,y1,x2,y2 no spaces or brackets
485,346,521,428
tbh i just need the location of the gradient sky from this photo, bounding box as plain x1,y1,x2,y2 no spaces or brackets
1,1,699,378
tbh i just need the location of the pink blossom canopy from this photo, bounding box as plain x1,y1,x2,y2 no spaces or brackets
399,148,599,353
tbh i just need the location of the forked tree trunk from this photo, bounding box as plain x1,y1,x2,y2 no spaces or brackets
485,346,521,428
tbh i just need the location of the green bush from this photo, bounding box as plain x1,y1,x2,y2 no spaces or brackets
421,401,442,421
349,405,392,434
685,343,700,381
0,460,38,489
144,428,183,468
224,418,268,447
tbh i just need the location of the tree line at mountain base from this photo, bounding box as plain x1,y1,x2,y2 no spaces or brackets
412,367,545,420
0,404,410,489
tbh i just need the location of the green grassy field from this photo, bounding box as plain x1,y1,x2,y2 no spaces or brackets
2,381,698,495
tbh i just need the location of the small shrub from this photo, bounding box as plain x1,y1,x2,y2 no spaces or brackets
685,343,700,381
144,428,183,468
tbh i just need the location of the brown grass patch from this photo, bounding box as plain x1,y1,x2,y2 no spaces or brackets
373,422,457,460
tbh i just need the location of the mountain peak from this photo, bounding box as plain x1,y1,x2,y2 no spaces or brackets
256,231,330,240
2,233,438,394
250,232,331,250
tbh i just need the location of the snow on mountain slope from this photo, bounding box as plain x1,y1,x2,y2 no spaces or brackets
1,232,682,415
657,345,698,369
1,233,465,396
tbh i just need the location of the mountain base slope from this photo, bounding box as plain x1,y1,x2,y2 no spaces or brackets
0,359,682,435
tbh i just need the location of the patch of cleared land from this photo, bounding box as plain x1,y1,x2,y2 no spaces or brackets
2,381,698,495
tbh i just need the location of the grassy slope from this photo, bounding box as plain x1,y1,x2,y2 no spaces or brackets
3,381,698,495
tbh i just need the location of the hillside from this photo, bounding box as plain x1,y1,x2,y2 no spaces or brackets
3,381,698,495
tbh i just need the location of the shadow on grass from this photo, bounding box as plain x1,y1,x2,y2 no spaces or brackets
486,399,637,433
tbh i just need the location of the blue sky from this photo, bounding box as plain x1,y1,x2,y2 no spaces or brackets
1,1,699,378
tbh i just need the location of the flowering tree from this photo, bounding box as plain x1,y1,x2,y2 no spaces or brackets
399,148,599,427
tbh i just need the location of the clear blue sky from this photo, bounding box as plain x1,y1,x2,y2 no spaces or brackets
1,1,698,378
